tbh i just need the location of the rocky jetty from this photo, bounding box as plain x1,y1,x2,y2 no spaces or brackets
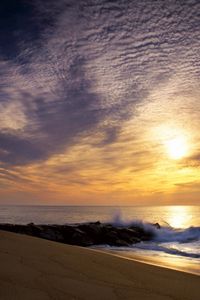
0,222,159,247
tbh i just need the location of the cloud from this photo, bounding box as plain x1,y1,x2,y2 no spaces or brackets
0,100,27,130
0,0,200,201
181,151,200,168
0,60,103,166
0,132,44,166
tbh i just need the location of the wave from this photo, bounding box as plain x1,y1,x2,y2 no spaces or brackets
111,212,200,244
134,242,200,259
109,214,200,259
104,241,200,259
153,226,200,243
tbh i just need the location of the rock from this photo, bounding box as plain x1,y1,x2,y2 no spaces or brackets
153,222,161,229
117,228,138,243
103,230,119,245
27,222,35,226
39,227,64,242
0,221,156,247
71,229,93,246
78,222,103,237
128,225,154,241
114,239,130,247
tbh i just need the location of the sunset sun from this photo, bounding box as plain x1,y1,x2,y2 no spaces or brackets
165,136,188,160
155,125,190,160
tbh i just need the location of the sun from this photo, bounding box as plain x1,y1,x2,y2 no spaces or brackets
154,124,190,160
165,136,188,160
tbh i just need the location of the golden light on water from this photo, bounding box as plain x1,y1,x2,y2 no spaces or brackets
167,206,192,228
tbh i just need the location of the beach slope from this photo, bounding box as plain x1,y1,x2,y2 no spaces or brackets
0,230,199,300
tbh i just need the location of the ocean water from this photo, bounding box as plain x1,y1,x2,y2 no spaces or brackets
0,205,199,275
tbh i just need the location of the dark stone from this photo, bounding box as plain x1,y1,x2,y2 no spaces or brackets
0,221,158,247
153,222,161,229
117,228,138,243
114,239,130,247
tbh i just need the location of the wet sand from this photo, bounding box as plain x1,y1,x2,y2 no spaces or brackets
0,230,199,300
99,248,200,276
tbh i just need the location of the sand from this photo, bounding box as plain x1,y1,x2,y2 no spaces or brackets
0,230,199,300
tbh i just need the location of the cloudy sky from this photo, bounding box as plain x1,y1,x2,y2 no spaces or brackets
0,0,200,205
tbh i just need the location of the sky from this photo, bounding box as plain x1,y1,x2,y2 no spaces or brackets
0,0,200,206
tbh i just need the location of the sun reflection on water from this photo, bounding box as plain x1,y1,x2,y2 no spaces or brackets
167,206,192,228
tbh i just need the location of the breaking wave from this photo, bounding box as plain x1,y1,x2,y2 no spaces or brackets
153,226,200,243
110,212,200,259
111,211,200,244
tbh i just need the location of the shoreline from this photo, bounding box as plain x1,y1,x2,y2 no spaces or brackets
0,221,199,276
0,230,199,300
95,248,200,276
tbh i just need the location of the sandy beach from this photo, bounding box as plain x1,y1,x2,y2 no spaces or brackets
0,230,199,300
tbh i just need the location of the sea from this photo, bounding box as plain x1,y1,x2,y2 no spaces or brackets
0,205,199,275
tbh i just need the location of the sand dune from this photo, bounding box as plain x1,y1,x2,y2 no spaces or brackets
0,230,199,300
